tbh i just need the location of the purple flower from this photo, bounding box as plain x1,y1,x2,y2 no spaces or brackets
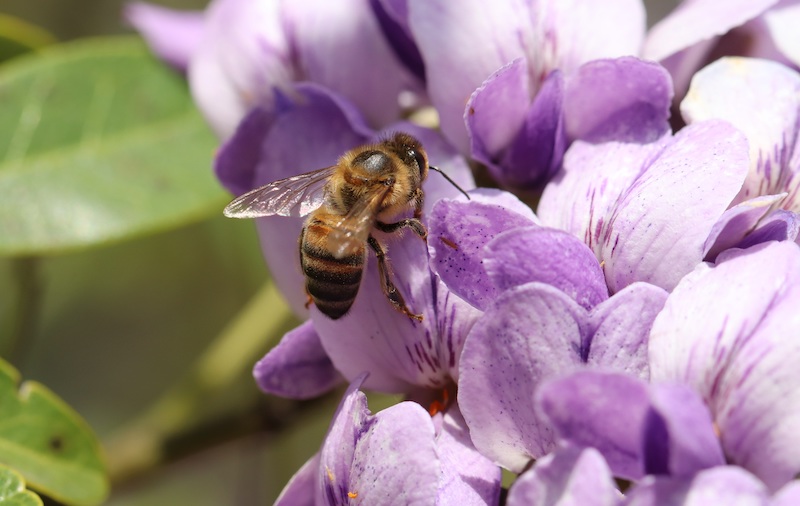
648,240,800,491
406,1,670,188
424,197,666,471
538,370,800,505
275,374,500,505
128,0,421,138
538,119,751,292
643,0,800,99
681,57,800,219
231,85,483,396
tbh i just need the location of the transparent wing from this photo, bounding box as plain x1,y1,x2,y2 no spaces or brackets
223,166,337,218
327,184,393,259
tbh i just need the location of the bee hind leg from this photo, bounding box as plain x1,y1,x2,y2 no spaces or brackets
367,235,423,321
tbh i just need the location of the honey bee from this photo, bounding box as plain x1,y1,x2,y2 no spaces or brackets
223,132,468,321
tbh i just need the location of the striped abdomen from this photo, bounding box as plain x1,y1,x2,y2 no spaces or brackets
300,217,365,319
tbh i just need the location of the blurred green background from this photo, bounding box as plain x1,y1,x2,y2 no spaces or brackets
0,0,678,503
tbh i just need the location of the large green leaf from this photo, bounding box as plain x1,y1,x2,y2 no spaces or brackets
0,358,108,505
0,465,42,506
0,37,227,256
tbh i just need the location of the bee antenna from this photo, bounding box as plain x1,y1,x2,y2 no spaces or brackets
429,166,471,200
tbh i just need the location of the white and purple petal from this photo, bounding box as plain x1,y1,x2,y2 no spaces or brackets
538,134,670,255
408,0,530,152
507,445,620,506
188,0,294,139
599,120,749,292
283,0,420,129
649,241,800,491
703,194,786,261
681,57,800,211
763,1,800,68
275,452,318,506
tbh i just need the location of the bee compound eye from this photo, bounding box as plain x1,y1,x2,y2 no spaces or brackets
409,148,426,174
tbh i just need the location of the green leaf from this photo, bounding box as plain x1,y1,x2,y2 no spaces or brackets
0,14,56,63
0,358,108,506
0,36,227,256
0,465,42,506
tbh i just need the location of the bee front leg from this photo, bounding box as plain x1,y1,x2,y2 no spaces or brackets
368,235,423,321
375,218,427,240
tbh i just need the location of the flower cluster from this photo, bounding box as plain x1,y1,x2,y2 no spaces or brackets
131,0,800,503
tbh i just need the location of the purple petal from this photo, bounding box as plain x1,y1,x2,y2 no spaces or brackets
253,320,344,399
187,0,294,139
564,57,672,144
624,467,771,506
649,241,800,491
125,2,204,72
427,193,537,311
458,283,587,472
318,374,440,502
600,120,749,292
643,0,779,62
681,57,800,211
408,0,529,152
275,453,318,506
538,135,670,255
586,282,668,379
507,445,620,506
484,226,608,311
735,209,799,249
496,70,566,188
703,194,785,262
216,107,272,196
347,401,440,503
318,373,369,501
773,480,800,506
435,406,502,504
466,58,531,165
283,0,419,128
537,370,650,480
764,1,800,68
644,384,725,477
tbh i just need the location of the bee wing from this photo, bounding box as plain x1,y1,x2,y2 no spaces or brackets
223,166,337,218
327,184,393,259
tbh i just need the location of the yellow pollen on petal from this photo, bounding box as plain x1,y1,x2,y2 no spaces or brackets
348,491,358,499
326,466,335,483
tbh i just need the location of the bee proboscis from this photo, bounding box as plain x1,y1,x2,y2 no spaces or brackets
224,132,468,321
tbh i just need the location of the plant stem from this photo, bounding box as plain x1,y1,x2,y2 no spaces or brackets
4,256,42,364
103,280,296,482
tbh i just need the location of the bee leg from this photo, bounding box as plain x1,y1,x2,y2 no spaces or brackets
368,235,423,321
375,218,428,240
304,292,314,309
